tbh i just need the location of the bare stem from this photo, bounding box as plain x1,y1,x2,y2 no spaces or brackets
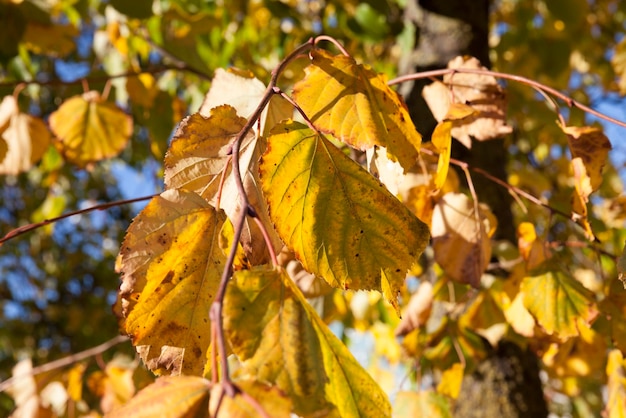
209,38,315,403
389,68,626,129
0,335,128,392
314,35,351,57
0,194,157,246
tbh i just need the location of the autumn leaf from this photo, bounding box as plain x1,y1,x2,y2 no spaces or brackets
87,356,136,413
223,267,391,418
437,363,464,399
431,193,496,287
165,105,281,264
49,91,132,168
422,57,512,148
560,123,611,235
292,49,422,170
107,376,210,418
431,103,476,189
521,268,597,338
259,121,430,312
199,68,292,135
209,379,292,418
22,22,78,57
612,36,626,94
394,390,452,418
606,349,626,418
395,280,433,337
423,317,485,370
517,222,551,270
0,95,51,175
115,189,226,376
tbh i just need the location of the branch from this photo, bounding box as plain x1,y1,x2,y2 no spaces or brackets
0,335,129,393
389,68,626,130
0,194,157,246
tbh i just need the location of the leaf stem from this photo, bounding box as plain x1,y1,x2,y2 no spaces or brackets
209,38,315,401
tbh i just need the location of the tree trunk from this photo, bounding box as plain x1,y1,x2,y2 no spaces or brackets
402,1,548,416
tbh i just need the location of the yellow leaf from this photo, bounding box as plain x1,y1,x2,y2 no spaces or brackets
0,96,51,175
49,91,133,168
606,349,626,418
432,120,452,190
126,73,159,108
115,189,226,376
541,322,605,378
88,357,137,413
67,363,86,402
259,121,430,313
107,376,210,418
292,49,422,170
521,268,597,338
517,222,551,270
23,22,78,57
394,390,451,418
437,363,464,399
209,379,292,418
423,317,485,370
223,267,391,417
165,105,280,265
431,193,496,287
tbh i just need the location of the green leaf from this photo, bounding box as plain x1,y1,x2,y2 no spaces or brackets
259,121,430,312
522,269,596,338
107,376,210,418
224,267,391,418
115,189,226,376
292,49,422,170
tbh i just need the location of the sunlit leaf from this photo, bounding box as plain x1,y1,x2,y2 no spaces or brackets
107,376,210,418
87,356,136,413
49,91,133,168
521,268,597,338
606,349,626,418
165,105,281,264
517,222,551,270
542,322,605,378
224,267,391,417
436,363,464,399
432,120,452,190
116,189,226,375
431,193,496,287
292,49,422,170
422,57,512,149
209,379,292,418
0,96,51,175
259,121,430,312
394,390,451,418
199,68,292,135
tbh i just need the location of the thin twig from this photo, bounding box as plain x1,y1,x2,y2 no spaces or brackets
314,35,351,57
208,38,316,401
0,335,129,393
0,194,157,246
389,68,626,129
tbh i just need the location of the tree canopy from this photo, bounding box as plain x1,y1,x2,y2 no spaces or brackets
2,0,626,417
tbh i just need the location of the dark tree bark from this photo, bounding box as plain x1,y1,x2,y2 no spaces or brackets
402,1,548,416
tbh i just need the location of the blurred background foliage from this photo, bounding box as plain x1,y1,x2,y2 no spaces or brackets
1,0,626,416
